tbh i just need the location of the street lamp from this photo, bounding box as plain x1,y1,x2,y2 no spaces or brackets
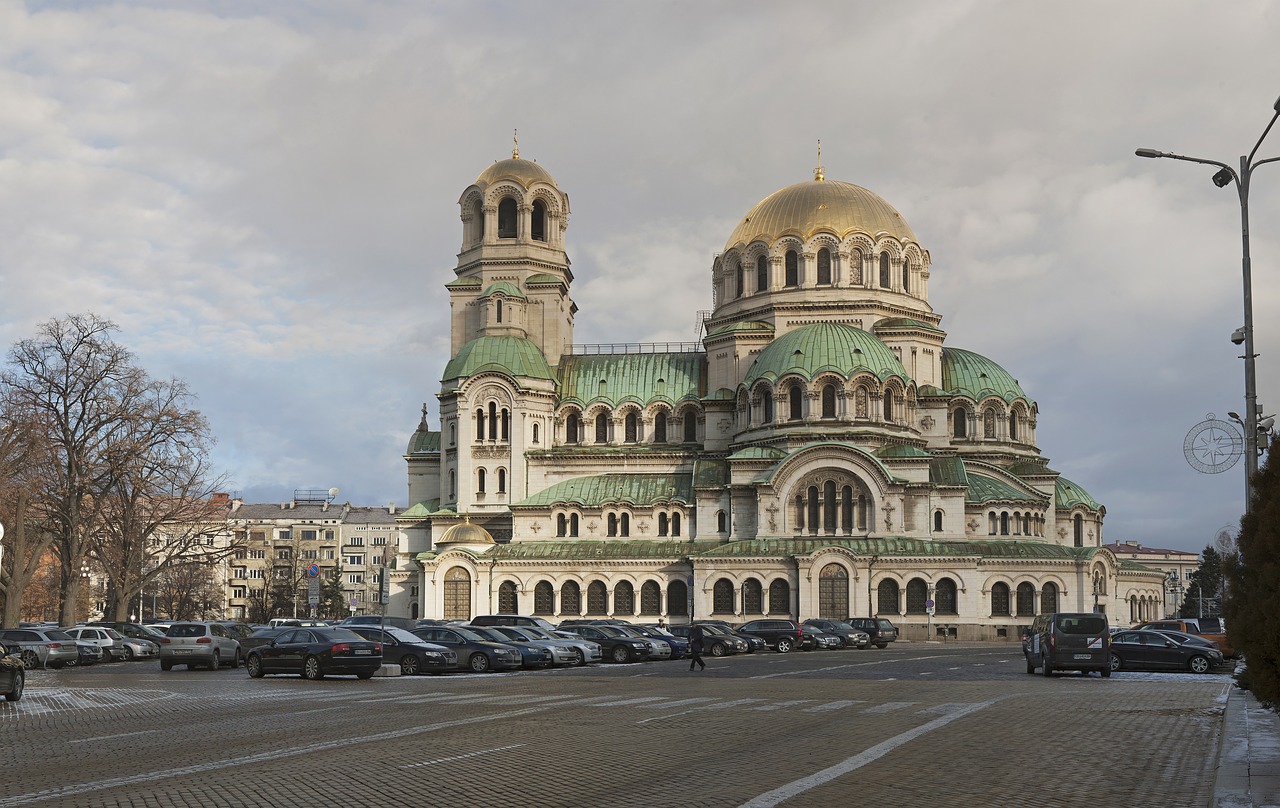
1165,570,1184,619
1136,93,1280,512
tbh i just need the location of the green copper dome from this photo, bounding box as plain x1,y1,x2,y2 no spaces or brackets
442,336,554,382
940,348,1028,403
743,322,909,386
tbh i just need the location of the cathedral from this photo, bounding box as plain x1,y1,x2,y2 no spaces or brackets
388,145,1166,640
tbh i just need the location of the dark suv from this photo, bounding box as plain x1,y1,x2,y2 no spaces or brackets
846,618,898,649
804,619,871,649
737,619,815,653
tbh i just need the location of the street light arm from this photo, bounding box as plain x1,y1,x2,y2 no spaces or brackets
1136,149,1237,177
1250,155,1280,172
1246,108,1280,167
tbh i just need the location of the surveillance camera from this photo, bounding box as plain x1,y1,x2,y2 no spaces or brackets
1231,327,1247,345
1213,168,1235,188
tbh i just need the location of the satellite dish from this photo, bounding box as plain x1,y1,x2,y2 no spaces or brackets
1214,526,1236,556
328,487,339,498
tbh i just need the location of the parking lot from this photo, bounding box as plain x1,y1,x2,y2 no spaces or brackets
0,641,1231,808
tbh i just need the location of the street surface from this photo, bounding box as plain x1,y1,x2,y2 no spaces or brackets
0,642,1229,807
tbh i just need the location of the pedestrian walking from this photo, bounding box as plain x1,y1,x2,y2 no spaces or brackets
688,622,707,671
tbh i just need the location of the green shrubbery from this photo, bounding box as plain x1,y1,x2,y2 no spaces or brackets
1223,448,1280,710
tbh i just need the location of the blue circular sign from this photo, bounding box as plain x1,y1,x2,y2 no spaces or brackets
308,564,320,578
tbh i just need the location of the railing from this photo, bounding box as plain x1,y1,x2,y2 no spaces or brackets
566,342,703,355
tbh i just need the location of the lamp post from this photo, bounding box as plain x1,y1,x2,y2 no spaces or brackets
1136,94,1280,512
1165,570,1184,619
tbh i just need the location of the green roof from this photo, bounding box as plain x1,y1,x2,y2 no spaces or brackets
526,273,566,286
406,428,441,454
442,336,555,382
557,353,703,407
874,444,932,459
1056,476,1103,512
479,281,526,300
873,317,945,334
940,348,1028,403
929,456,968,487
706,320,775,337
743,322,909,386
513,473,693,508
705,387,736,401
399,500,442,519
445,277,482,289
728,446,788,461
488,540,717,561
694,459,728,488
700,537,1094,560
965,472,1046,504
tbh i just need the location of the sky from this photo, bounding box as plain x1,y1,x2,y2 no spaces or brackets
1,0,1277,555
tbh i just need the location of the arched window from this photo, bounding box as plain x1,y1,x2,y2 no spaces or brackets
667,579,688,616
569,513,579,537
988,513,997,535
768,579,790,615
448,470,456,499
450,422,456,446
595,412,609,444
586,581,608,614
882,390,893,422
1074,514,1084,547
561,581,581,615
716,510,727,533
1000,512,1010,535
557,514,567,537
953,409,967,438
501,408,509,441
497,468,506,494
531,199,547,242
534,581,555,615
1009,412,1019,441
879,252,891,288
619,513,630,537
785,250,799,287
614,581,634,615
624,411,638,443
565,413,579,444
475,408,485,440
671,512,681,537
713,579,735,614
933,510,944,532
818,564,849,619
495,299,503,323
497,197,517,239
443,567,471,621
821,384,837,418
901,258,910,293
991,582,1011,616
906,578,929,614
654,412,667,443
742,578,763,614
817,247,832,285
762,394,774,424
658,513,669,537
477,468,486,494
683,412,698,442
735,264,744,298
607,513,618,537
789,385,803,421
640,581,661,615
532,422,539,444
1041,581,1059,613
472,198,484,244
497,581,518,614
877,579,899,615
1016,582,1036,616
936,578,958,615
488,401,498,440
756,254,768,293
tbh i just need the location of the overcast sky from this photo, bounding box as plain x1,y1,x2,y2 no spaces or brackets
2,0,1277,555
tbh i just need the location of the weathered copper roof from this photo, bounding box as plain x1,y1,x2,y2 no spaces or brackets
512,473,693,508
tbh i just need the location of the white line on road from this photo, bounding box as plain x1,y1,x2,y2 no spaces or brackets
862,701,916,714
739,697,1005,808
749,654,949,679
72,730,158,744
803,700,861,713
398,744,524,769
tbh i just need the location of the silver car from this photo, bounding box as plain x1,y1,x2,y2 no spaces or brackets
0,628,82,669
65,626,128,662
488,626,583,667
608,625,672,660
160,622,243,671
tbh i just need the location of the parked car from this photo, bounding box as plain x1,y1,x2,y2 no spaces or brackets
118,634,160,661
1108,629,1224,674
483,626,584,667
557,624,650,663
0,627,81,669
64,626,128,662
411,625,523,673
338,615,419,631
801,625,844,650
241,626,294,652
697,622,767,653
1136,619,1235,657
804,619,871,649
345,626,458,675
159,622,243,671
632,625,689,659
1148,629,1223,654
605,625,672,660
846,618,899,648
245,627,383,680
666,624,746,656
463,626,553,669
89,621,164,643
540,629,605,666
737,619,815,653
0,640,25,701
470,614,559,632
1024,612,1111,677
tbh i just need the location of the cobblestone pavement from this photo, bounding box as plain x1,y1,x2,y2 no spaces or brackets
0,642,1231,807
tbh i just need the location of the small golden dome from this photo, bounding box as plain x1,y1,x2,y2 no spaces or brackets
475,157,557,189
725,179,917,251
435,520,496,546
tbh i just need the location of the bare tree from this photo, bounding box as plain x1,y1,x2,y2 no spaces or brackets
0,392,58,626
153,561,223,621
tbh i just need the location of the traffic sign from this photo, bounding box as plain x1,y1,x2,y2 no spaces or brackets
307,564,320,578
307,577,320,606
926,598,936,616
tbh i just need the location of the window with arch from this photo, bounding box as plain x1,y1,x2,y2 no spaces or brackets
532,422,539,444
497,581,518,614
785,250,799,287
953,408,967,438
569,514,579,537
735,264,744,298
560,580,581,615
658,513,669,537
1009,412,1019,441
817,247,832,285
495,299,503,323
475,407,485,440
556,513,568,537
667,579,688,616
450,423,456,446
488,401,498,440
901,258,910,292
717,510,727,532
477,468,486,494
595,412,609,444
683,412,698,442
448,470,456,499
497,197,517,239
883,390,894,422
879,252,891,288
624,411,638,443
1000,512,1009,535
501,408,510,441
991,582,1011,616
1074,514,1084,547
654,411,667,443
531,198,547,242
471,198,484,243
933,509,944,532
1016,582,1036,616
607,513,618,537
906,578,929,614
586,581,608,615
620,513,630,537
671,512,681,537
614,581,634,615
768,579,790,615
534,581,554,615
566,412,580,444
713,578,735,614
756,254,769,293
988,513,998,535
818,564,849,619
1041,581,1059,613
640,581,662,615
821,384,837,418
877,579,899,614
936,578,958,614
789,384,803,421
762,393,774,424
497,468,506,494
742,578,763,613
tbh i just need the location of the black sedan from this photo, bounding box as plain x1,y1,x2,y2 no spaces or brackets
346,626,459,675
467,626,553,669
1108,629,1225,674
0,642,24,702
245,627,383,680
557,624,650,663
411,626,522,673
669,623,752,655
803,618,871,649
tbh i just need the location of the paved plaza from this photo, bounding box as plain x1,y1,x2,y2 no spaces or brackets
0,643,1241,807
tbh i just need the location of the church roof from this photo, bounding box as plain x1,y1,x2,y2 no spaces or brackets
511,473,693,508
475,156,557,188
742,322,909,386
479,281,526,300
488,540,715,561
442,336,555,382
873,317,945,335
1055,476,1103,512
724,179,918,251
940,348,1029,403
406,428,440,455
436,521,496,546
965,471,1048,504
557,352,703,407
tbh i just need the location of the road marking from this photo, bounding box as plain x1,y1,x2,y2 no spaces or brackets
803,700,861,713
750,700,813,711
638,697,719,709
917,703,973,716
862,701,916,714
399,744,524,769
739,697,1005,808
72,730,158,744
749,654,949,679
586,696,669,707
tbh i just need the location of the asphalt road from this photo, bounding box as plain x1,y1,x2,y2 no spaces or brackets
0,642,1231,807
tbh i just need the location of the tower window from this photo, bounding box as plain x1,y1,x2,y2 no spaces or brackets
817,248,832,285
902,258,910,292
477,468,486,494
785,250,799,287
789,385,803,421
683,412,698,443
756,254,768,293
566,413,580,444
879,253,891,289
532,199,547,242
762,394,774,424
735,264,744,298
953,408,967,438
595,413,609,444
821,384,837,418
497,468,506,493
882,391,893,422
497,197,517,238
654,412,667,443
624,412,638,443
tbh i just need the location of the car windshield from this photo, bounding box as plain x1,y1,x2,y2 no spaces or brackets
450,627,488,642
104,629,123,639
313,628,364,642
44,630,73,641
521,627,553,640
595,626,629,638
876,620,894,630
470,627,508,642
167,624,207,638
1054,615,1108,635
378,627,423,643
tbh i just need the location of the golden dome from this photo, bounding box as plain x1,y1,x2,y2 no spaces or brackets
475,157,557,189
435,520,495,546
725,179,917,251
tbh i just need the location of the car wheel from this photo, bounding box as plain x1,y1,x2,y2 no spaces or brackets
246,655,265,678
356,671,374,680
1025,655,1036,674
123,646,135,662
776,638,793,654
19,650,38,669
1041,655,1054,676
469,653,491,673
1189,655,1211,674
1108,653,1123,673
710,643,727,658
208,652,220,671
400,654,420,676
5,669,24,702
303,656,324,680
160,659,173,671
611,645,630,664
231,649,242,669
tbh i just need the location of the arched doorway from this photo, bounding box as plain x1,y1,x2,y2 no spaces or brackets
818,564,849,619
443,567,471,621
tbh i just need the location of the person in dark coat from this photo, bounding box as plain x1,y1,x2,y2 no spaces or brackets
688,622,707,671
